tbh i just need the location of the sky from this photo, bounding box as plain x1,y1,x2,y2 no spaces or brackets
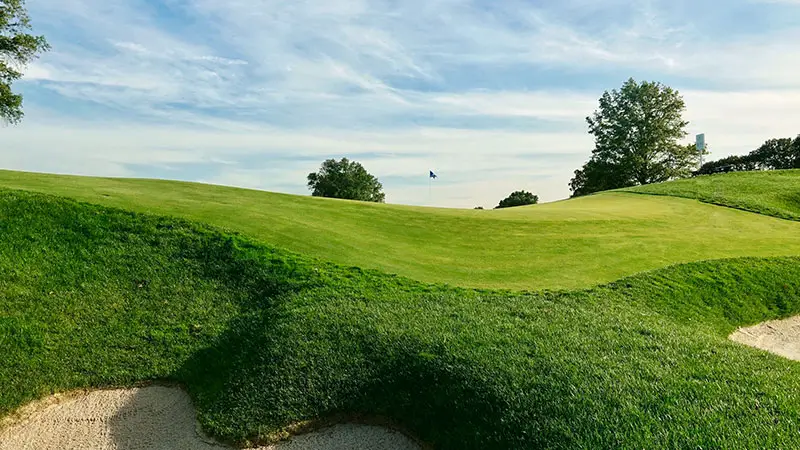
1,0,799,208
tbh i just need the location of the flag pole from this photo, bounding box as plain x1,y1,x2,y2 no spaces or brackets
428,170,436,205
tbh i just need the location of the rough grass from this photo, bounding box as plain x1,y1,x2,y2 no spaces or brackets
4,189,800,449
4,170,800,291
623,169,800,221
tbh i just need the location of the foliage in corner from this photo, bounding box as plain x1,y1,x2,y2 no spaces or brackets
0,0,50,125
307,157,385,203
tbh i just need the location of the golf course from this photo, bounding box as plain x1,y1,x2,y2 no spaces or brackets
2,168,800,448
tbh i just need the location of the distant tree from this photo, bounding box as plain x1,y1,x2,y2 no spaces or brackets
474,206,484,210
694,135,800,176
695,154,758,176
570,78,699,197
495,190,538,209
307,158,385,202
750,137,800,170
672,142,710,178
1,0,50,124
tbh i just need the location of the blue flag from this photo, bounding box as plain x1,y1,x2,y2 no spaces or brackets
429,170,438,179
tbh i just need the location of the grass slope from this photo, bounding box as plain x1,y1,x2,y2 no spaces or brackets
3,189,800,449
3,170,800,290
623,169,800,221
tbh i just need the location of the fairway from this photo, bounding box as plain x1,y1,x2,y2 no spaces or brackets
3,169,800,290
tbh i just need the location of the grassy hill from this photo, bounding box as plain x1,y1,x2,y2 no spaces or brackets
3,188,800,449
623,169,800,221
3,169,800,290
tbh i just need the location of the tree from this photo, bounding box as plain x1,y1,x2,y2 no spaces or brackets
1,0,50,124
569,78,700,197
495,190,538,209
694,154,758,176
694,134,800,176
750,137,800,170
792,136,800,169
307,158,385,202
568,159,624,197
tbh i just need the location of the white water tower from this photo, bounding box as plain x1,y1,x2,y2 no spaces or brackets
696,133,706,166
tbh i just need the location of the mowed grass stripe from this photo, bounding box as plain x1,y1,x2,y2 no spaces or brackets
2,169,800,290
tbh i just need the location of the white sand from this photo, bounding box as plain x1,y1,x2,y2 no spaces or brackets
0,386,421,450
729,315,800,361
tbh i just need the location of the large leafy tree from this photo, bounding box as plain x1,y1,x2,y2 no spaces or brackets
570,78,699,197
307,157,385,203
1,0,49,124
495,190,539,209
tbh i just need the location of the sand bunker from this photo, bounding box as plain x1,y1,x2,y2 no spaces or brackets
0,386,421,450
730,315,800,361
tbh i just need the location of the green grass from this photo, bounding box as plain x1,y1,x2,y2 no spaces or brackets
3,189,800,448
4,170,800,290
623,169,800,221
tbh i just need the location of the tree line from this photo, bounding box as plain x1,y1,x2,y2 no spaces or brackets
694,136,800,175
308,79,798,205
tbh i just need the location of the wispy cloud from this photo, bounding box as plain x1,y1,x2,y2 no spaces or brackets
2,0,800,206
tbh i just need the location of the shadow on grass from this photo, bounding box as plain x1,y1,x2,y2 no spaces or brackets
174,306,529,449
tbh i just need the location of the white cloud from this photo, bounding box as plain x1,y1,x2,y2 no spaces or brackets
683,90,800,158
0,109,590,207
3,0,800,207
428,91,597,119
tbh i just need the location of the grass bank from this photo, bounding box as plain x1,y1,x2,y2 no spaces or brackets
623,169,800,221
3,170,800,290
3,189,800,449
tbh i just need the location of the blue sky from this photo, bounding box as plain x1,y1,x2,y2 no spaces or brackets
2,0,800,208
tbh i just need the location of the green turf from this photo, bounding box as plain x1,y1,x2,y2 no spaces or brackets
623,169,800,221
3,170,800,291
3,189,800,449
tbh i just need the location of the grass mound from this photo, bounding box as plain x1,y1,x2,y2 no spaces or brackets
4,189,800,449
623,169,800,221
3,170,800,291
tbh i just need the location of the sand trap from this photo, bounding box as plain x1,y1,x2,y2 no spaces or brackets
0,386,421,450
730,315,800,361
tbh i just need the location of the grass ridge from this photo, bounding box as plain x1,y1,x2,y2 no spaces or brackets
623,169,800,222
618,189,800,221
4,170,800,291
